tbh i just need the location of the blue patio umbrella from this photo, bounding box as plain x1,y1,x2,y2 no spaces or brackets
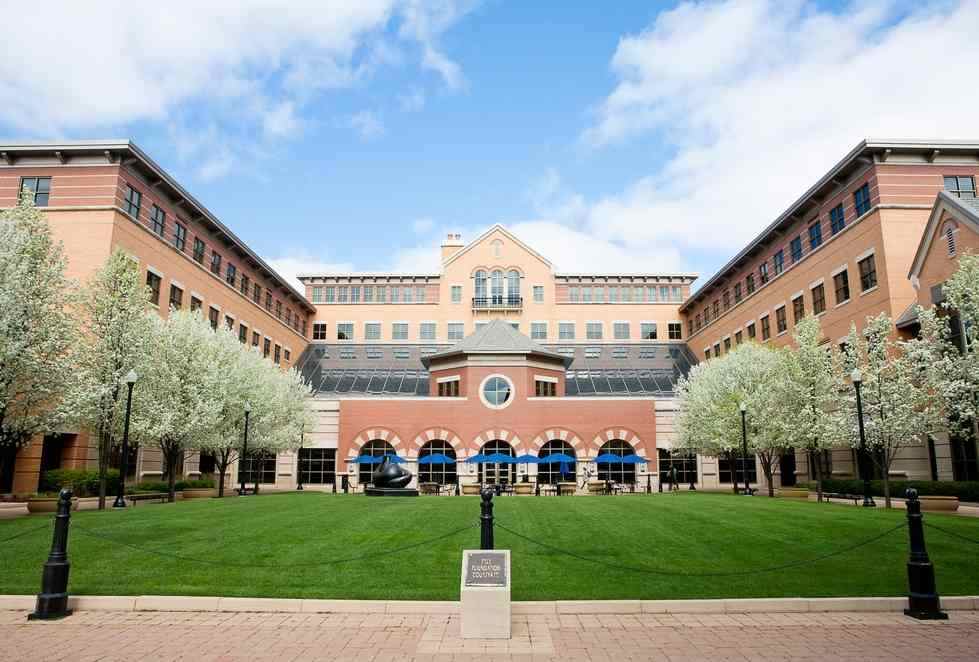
513,454,540,464
349,453,404,464
621,454,648,464
418,453,456,464
593,453,625,463
538,453,576,464
464,453,489,463
483,452,517,463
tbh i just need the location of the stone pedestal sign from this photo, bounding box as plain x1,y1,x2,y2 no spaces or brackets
460,549,510,639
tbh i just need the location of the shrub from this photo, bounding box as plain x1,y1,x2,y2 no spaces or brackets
802,479,979,502
41,468,120,497
130,476,216,493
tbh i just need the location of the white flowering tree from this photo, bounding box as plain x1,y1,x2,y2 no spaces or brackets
130,311,224,502
932,253,979,439
836,314,945,507
66,249,152,508
773,317,843,501
0,190,77,485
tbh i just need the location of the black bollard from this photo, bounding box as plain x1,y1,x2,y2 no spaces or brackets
342,475,349,494
480,488,494,550
658,476,663,493
903,488,947,620
455,481,460,496
29,488,73,621
646,473,651,494
332,479,337,494
689,478,696,491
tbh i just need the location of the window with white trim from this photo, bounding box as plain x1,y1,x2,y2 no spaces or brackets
420,322,436,341
392,322,408,340
531,322,547,340
641,322,657,340
451,285,462,303
559,322,575,340
313,322,327,340
613,322,630,340
533,285,544,303
364,322,381,340
447,322,464,340
586,322,603,340
337,323,353,340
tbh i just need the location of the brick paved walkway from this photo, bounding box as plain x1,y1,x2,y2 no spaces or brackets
1,609,978,661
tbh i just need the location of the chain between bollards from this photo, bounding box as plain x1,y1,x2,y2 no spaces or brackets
480,488,494,550
28,488,73,621
903,488,947,620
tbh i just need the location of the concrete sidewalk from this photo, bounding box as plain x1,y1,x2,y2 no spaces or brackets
2,609,977,661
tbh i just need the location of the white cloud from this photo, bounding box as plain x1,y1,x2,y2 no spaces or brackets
572,0,979,261
346,111,386,139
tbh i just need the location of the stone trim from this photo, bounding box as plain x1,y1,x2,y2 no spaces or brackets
473,428,523,454
350,428,402,453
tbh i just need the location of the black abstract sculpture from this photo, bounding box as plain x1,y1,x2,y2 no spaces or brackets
365,456,419,496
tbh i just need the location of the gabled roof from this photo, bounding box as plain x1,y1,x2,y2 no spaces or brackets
909,191,979,280
442,224,553,269
421,319,569,366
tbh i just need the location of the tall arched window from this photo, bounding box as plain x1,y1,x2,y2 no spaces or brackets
418,440,457,485
479,440,515,484
507,270,521,305
537,440,576,484
490,270,504,304
359,439,395,484
474,270,487,303
597,439,635,484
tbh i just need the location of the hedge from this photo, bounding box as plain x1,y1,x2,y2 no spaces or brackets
802,479,979,503
40,469,120,497
132,477,215,493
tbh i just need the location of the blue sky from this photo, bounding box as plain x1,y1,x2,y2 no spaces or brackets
2,0,977,290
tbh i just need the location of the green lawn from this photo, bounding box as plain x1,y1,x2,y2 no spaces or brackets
2,492,977,601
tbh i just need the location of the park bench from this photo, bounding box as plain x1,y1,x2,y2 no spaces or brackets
735,486,757,496
821,492,862,505
125,492,169,506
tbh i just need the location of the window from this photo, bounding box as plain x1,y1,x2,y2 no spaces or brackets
944,175,976,199
569,286,580,302
722,290,730,311
773,250,784,275
593,286,605,304
482,375,513,407
734,283,742,303
658,449,698,485
438,380,460,397
646,286,657,302
225,315,234,331
240,275,250,297
263,337,271,358
274,344,281,364
833,269,850,304
724,337,731,352
20,177,51,206
641,323,657,340
391,286,401,303
735,330,743,345
252,331,260,347
760,315,771,340
746,274,755,294
238,324,248,344
714,342,721,356
790,236,803,262
447,322,464,340
337,323,353,340
313,322,327,340
812,283,826,314
365,322,381,340
746,322,756,339
226,263,236,287
775,306,787,334
208,307,219,330
858,255,877,292
210,252,222,275
613,322,630,340
609,286,619,303
351,286,360,303
704,348,711,359
338,286,348,303
239,451,276,485
584,347,601,359
808,222,822,250
451,285,462,303
853,183,871,215
719,454,757,484
582,286,592,303
535,380,557,397
531,322,547,340
559,322,575,340
298,448,336,485
416,285,426,303
712,300,720,318
668,322,682,340
150,205,165,236
284,349,290,362
123,184,141,218
586,322,603,340
420,322,436,341
168,284,183,310
376,286,387,303
672,286,681,301
392,323,408,340
173,223,186,251
596,440,636,484
146,271,161,306
253,283,263,304
792,296,804,323
536,440,576,483
759,263,769,285
363,286,374,303
265,291,272,311
830,204,845,235
275,300,282,319
190,296,202,312
193,238,205,264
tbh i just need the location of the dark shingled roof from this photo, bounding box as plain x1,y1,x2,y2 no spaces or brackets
421,319,568,366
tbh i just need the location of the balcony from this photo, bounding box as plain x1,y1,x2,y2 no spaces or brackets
472,296,523,311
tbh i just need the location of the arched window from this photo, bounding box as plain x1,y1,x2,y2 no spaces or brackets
537,440,576,484
479,440,515,485
490,270,504,304
597,439,635,484
944,221,958,257
474,270,487,302
418,440,457,485
507,270,521,305
359,439,395,484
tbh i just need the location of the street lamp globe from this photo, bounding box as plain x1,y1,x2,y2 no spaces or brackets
244,402,252,414
739,401,747,413
851,368,862,384
123,369,138,385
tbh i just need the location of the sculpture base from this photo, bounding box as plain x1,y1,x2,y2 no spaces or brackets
365,487,419,497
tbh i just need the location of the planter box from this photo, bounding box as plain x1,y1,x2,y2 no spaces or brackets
777,488,810,500
919,496,959,512
182,488,218,499
462,484,482,495
26,497,79,514
76,496,103,511
514,483,534,495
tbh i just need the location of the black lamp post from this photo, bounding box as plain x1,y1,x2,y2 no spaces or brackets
739,402,750,495
238,403,251,496
113,370,138,509
851,369,876,507
296,423,304,491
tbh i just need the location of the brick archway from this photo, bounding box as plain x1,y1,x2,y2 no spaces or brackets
530,428,583,452
407,427,465,459
350,427,403,457
472,428,524,455
589,427,647,458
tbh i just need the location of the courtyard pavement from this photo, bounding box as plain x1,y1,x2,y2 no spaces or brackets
1,609,977,661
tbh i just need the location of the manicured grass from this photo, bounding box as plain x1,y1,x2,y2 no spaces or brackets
2,492,978,601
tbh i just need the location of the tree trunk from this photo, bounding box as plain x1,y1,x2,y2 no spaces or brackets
97,427,110,510
759,452,775,497
164,446,178,503
217,465,227,497
215,448,233,498
729,451,739,494
812,449,824,503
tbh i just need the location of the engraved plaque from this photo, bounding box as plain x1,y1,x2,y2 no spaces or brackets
464,551,508,587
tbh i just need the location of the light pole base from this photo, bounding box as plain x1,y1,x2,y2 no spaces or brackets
862,498,876,507
904,606,948,620
111,496,127,508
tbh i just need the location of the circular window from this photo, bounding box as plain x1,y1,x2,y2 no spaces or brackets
480,374,514,409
